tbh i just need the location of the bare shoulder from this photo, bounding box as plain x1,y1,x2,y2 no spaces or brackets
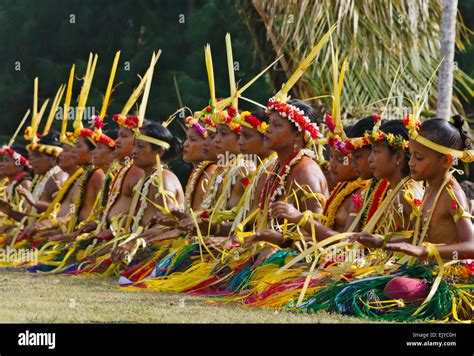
20,179,32,190
162,168,182,188
288,156,327,190
90,168,105,185
125,165,145,186
444,178,470,211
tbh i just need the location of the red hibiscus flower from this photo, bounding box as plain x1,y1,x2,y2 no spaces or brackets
325,113,336,133
451,200,458,210
351,194,363,211
228,106,237,118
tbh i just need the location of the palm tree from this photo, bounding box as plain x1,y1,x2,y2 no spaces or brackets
236,0,473,120
437,0,458,120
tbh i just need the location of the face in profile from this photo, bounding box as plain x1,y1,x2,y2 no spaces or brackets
72,136,94,166
93,142,116,168
239,126,266,156
408,139,445,182
329,147,358,183
263,112,297,150
351,147,373,180
183,128,205,163
368,143,401,180
58,144,76,171
132,131,159,169
114,127,135,160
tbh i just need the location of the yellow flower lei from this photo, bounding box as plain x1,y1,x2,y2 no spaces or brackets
184,160,213,212
323,178,368,229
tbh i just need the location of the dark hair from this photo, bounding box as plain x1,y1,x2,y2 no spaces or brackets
379,119,410,176
251,108,269,125
38,130,62,147
79,136,96,151
141,121,183,162
287,99,320,126
11,144,29,159
347,116,383,138
419,116,472,151
104,129,119,141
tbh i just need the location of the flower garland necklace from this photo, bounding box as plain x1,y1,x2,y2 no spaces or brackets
132,169,160,231
31,166,62,202
323,178,368,229
101,161,133,226
362,179,390,228
260,148,315,210
232,152,278,230
184,160,213,211
0,177,8,201
200,165,227,210
66,167,95,233
100,161,121,208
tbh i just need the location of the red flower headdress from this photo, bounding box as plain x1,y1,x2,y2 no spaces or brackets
266,98,320,145
113,114,139,130
92,115,116,148
235,111,268,134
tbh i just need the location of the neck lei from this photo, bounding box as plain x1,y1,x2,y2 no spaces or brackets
259,148,315,210
102,161,132,220
132,169,160,231
66,167,96,232
362,179,390,228
0,177,8,201
323,178,368,229
232,152,278,230
40,167,85,219
200,165,227,210
184,160,213,212
31,166,62,202
365,177,410,234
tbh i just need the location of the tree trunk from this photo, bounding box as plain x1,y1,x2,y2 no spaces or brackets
436,0,458,120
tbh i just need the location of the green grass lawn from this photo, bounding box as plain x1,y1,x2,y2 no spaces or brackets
0,271,402,323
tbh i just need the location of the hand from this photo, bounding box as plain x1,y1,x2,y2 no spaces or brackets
178,217,208,233
170,208,191,221
347,231,382,249
384,242,427,258
17,224,39,241
138,228,182,243
208,236,235,249
49,233,74,242
77,221,98,234
17,186,36,207
253,245,278,268
269,202,303,224
152,229,183,242
242,229,284,248
152,213,177,227
111,241,135,262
